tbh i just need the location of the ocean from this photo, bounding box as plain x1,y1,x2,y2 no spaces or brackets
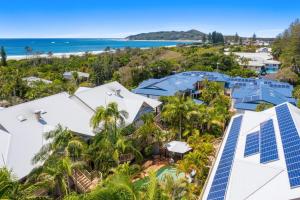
0,38,188,56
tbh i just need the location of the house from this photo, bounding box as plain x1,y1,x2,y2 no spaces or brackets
133,71,296,111
232,85,296,111
0,93,94,179
132,71,229,99
74,81,161,124
202,102,300,200
22,76,52,86
0,81,161,179
63,71,90,80
256,47,271,53
230,52,280,74
229,78,296,111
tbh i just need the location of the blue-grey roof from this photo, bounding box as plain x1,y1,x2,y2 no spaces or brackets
233,85,296,109
229,77,293,97
234,102,259,111
133,71,229,96
133,71,295,109
133,74,200,96
193,99,204,105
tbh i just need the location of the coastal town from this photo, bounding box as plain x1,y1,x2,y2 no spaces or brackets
1,1,300,199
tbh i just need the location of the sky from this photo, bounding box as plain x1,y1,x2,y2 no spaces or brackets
0,0,299,38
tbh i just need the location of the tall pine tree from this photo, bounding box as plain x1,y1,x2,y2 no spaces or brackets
0,46,7,66
234,33,239,43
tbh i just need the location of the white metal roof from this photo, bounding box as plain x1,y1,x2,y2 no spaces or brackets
22,76,52,85
0,129,11,167
166,141,192,154
229,52,281,67
63,71,90,79
0,92,95,178
202,102,300,200
231,52,273,60
74,81,161,124
74,86,91,94
0,81,161,179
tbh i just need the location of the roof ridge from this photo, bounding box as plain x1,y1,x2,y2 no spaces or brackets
0,92,69,111
243,170,284,200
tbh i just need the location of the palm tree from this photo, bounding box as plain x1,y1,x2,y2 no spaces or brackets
177,134,214,197
90,102,128,136
184,104,207,137
33,156,75,197
31,126,87,198
89,127,142,174
161,96,194,140
135,113,164,150
89,102,142,172
0,167,43,199
160,174,187,200
140,171,167,200
84,166,139,200
209,95,231,132
32,125,87,164
72,72,79,86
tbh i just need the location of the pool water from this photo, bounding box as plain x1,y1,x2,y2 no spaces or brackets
156,166,185,181
265,68,278,74
134,166,185,189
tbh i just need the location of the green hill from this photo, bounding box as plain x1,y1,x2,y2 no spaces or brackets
126,29,206,40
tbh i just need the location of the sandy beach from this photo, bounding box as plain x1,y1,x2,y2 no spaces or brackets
6,44,179,61
6,50,107,60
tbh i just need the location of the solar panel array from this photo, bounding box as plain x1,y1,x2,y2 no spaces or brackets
244,131,260,157
207,116,243,200
260,119,279,164
276,104,300,188
235,95,260,104
270,84,290,89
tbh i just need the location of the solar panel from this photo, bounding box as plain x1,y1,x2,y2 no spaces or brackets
207,116,243,200
260,119,279,164
276,104,300,188
244,131,260,157
251,95,260,101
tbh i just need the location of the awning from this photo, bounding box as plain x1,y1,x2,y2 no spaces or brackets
165,141,192,154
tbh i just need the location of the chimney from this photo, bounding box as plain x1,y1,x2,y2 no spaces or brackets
34,110,42,121
115,89,122,97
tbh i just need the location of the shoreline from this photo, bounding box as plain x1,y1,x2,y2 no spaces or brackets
125,39,200,42
6,45,178,60
7,50,106,60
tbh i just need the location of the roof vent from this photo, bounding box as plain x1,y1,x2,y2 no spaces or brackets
106,92,112,96
115,89,123,98
17,115,27,122
34,110,42,121
35,109,46,114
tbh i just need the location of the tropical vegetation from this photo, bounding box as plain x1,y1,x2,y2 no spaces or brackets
2,19,300,199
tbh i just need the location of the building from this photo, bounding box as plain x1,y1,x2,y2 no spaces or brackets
0,81,161,179
74,81,161,124
202,102,300,200
229,77,296,111
22,76,52,86
0,93,94,179
256,47,272,53
133,71,229,100
230,52,280,74
63,71,90,80
133,71,296,111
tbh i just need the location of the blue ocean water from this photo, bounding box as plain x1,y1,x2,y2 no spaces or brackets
0,38,188,56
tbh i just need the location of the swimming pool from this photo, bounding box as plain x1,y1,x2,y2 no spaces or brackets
266,68,278,74
156,166,185,181
134,166,185,188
